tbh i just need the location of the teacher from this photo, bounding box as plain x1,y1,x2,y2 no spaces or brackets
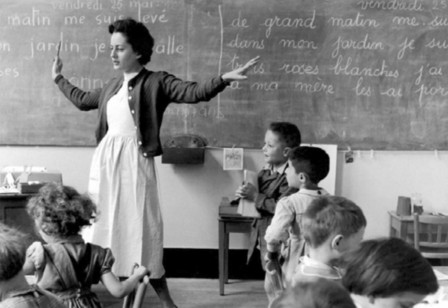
51,17,258,308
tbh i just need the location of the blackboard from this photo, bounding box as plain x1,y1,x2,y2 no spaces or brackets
2,0,448,150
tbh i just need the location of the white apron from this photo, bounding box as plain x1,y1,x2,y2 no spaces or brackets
84,74,164,278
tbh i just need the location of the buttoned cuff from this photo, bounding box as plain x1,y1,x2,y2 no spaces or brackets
54,74,63,84
220,75,231,86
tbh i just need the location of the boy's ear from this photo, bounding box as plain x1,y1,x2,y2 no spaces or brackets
298,172,307,183
331,234,344,250
283,147,291,157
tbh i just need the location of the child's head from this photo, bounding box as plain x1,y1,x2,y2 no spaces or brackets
286,146,330,189
341,237,438,308
273,278,356,308
0,223,27,281
27,183,97,239
263,122,301,167
302,196,366,259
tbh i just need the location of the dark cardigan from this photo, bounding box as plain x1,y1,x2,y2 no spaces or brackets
55,68,228,157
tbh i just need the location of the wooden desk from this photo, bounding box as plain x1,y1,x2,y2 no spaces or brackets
218,215,252,296
389,211,448,241
388,211,414,240
0,194,40,242
435,266,448,286
422,266,448,305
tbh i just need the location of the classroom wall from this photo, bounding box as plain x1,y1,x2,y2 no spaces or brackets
1,146,448,249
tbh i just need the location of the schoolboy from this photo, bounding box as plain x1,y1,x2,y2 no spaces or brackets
341,238,438,308
290,195,366,285
272,278,356,308
235,122,301,269
0,223,65,308
264,146,330,301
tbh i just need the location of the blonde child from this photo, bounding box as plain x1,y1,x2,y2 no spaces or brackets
235,122,301,269
23,183,149,308
291,195,366,285
0,222,65,308
341,237,438,308
264,146,330,302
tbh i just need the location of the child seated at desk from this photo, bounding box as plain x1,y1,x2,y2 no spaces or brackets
290,195,366,285
341,237,439,308
264,146,330,302
0,222,65,308
234,122,301,269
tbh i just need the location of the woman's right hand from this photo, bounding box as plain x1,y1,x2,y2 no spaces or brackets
51,41,63,81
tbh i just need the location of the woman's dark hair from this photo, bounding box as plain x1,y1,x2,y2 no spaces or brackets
27,183,97,237
341,237,438,298
109,18,154,65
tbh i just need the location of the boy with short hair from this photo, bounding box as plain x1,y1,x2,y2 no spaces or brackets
235,122,301,268
0,223,65,308
291,195,366,285
272,278,357,308
341,238,438,308
264,146,330,303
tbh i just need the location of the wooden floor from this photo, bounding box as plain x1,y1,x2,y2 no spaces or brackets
94,278,268,308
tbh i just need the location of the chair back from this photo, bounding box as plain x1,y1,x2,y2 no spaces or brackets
413,214,448,259
122,264,150,308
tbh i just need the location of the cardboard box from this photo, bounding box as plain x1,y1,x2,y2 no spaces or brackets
18,182,46,194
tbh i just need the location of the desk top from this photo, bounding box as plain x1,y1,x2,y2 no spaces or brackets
388,211,438,221
435,266,448,277
219,197,256,220
0,193,34,199
218,215,253,222
416,267,448,307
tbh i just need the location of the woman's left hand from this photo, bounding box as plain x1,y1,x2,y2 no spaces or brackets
221,56,260,82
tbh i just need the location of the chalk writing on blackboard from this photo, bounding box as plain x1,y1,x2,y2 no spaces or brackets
2,0,448,150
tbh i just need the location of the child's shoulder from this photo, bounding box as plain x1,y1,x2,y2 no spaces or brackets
291,188,330,200
87,242,113,253
280,188,329,209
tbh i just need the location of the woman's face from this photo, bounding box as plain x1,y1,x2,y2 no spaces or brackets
110,32,142,73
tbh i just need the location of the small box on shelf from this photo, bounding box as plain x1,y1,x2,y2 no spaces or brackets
18,182,45,194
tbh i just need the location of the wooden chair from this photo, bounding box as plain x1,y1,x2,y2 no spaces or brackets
413,214,448,261
122,264,150,308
